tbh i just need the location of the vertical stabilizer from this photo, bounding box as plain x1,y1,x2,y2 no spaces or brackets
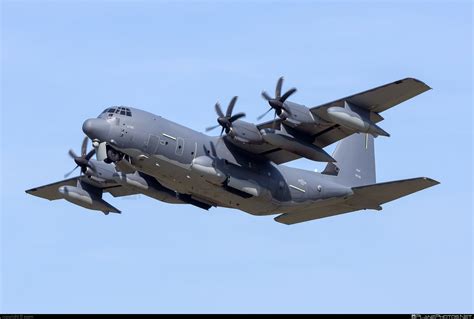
323,133,376,187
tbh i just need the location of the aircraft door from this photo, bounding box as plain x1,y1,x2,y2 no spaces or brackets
147,135,160,154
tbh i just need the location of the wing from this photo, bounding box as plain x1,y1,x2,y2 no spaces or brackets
313,77,431,115
25,176,139,201
25,177,79,200
255,78,431,164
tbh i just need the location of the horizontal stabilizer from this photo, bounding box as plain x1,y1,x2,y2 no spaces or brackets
274,202,357,225
275,177,439,225
347,177,439,207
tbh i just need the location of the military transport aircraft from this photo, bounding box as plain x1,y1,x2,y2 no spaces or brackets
26,77,439,224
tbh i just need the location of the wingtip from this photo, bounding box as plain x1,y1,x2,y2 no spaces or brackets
423,177,440,185
404,77,432,90
274,215,292,225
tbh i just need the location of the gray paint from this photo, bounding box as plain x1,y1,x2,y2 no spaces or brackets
26,78,439,224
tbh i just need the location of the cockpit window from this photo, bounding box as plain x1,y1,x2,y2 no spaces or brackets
100,106,132,117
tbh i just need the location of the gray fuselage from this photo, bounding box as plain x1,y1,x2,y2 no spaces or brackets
84,107,352,216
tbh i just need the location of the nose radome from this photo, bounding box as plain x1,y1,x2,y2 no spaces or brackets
82,118,111,142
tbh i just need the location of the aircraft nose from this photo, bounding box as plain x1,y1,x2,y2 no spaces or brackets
82,118,111,142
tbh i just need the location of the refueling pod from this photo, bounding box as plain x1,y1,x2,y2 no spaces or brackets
58,184,120,214
326,101,389,137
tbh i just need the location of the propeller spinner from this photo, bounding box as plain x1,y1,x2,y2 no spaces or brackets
64,137,96,178
205,96,246,136
258,76,297,121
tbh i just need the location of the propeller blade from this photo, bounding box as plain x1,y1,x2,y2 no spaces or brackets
84,149,96,161
280,87,297,103
226,96,238,117
64,165,79,178
272,112,277,129
206,124,220,132
209,96,242,136
81,136,88,157
261,91,272,101
229,112,245,123
269,99,284,110
74,157,89,167
68,149,78,159
215,102,224,118
276,77,284,99
65,137,95,178
257,108,273,120
210,141,217,157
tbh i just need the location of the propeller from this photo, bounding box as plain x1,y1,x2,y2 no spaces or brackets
205,96,246,136
64,136,96,178
258,76,297,121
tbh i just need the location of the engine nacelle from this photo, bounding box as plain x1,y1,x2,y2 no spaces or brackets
280,101,320,127
260,129,335,162
326,102,389,137
227,120,263,144
85,159,117,181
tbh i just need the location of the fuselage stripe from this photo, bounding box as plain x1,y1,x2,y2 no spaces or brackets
162,133,177,140
289,184,306,193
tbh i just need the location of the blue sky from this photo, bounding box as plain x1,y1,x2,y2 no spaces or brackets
1,0,472,314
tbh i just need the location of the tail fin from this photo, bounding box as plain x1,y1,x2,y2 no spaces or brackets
322,133,375,187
